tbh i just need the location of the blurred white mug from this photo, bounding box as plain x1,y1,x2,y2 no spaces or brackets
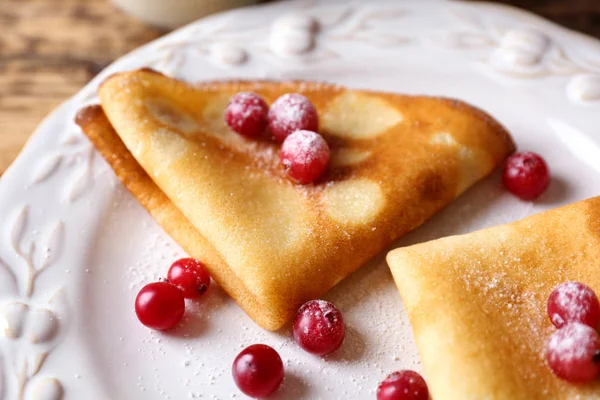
113,0,264,29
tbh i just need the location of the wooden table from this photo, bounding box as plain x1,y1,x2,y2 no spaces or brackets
1,0,599,174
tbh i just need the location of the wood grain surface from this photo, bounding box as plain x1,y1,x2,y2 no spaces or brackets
0,0,599,174
0,0,164,173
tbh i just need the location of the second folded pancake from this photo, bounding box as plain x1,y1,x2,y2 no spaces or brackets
387,197,600,399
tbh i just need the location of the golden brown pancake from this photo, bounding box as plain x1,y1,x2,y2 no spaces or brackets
77,68,514,330
387,197,600,399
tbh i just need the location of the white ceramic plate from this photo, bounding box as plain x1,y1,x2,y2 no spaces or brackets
1,0,600,399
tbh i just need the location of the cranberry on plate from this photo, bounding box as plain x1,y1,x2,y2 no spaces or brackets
293,300,345,356
546,322,600,383
377,370,429,400
547,282,600,330
225,92,269,138
135,281,185,330
232,344,284,398
502,151,550,200
167,257,211,299
280,130,330,184
268,93,319,143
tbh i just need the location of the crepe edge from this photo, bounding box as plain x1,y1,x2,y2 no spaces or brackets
75,105,288,331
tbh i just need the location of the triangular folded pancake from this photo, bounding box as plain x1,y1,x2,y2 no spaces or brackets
387,197,600,399
77,68,514,330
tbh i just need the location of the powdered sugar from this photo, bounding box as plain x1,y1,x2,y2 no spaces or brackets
293,300,345,356
268,93,319,143
283,130,327,163
309,300,341,329
546,322,600,382
225,92,269,137
547,281,600,329
548,323,597,362
280,130,330,183
231,92,265,116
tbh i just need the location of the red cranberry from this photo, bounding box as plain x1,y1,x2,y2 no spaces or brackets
280,130,330,184
502,152,550,200
548,282,600,329
268,93,319,143
225,92,269,138
135,282,185,330
377,370,429,400
293,300,344,356
167,258,211,299
232,344,284,398
546,322,600,383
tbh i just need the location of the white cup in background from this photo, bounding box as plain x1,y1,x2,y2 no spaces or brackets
112,0,264,29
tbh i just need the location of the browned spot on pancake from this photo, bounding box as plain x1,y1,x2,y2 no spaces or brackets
418,172,447,201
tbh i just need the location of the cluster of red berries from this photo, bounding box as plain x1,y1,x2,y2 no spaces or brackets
232,298,429,399
232,299,347,397
228,92,554,198
135,258,211,330
135,258,428,398
546,282,600,383
225,92,330,184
